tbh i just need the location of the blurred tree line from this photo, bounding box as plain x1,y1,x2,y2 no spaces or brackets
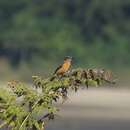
0,0,130,71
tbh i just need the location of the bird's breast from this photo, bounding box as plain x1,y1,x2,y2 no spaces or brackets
56,62,71,74
62,62,71,71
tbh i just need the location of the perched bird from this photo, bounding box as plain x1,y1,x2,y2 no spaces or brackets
50,56,72,81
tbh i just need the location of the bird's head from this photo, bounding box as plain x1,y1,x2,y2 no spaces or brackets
64,56,72,63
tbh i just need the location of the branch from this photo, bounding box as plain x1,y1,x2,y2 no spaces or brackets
0,68,116,130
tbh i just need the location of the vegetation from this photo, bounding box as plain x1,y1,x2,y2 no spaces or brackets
0,68,115,130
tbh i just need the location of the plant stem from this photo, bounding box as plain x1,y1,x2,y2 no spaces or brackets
19,99,42,130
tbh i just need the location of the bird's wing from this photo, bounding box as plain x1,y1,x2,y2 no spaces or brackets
53,65,62,75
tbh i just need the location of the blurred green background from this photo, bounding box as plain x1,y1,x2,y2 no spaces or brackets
0,0,130,82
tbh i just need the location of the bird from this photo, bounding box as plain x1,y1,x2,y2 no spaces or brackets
50,56,72,81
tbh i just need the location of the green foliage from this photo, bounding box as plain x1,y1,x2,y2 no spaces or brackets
0,0,130,71
0,68,115,130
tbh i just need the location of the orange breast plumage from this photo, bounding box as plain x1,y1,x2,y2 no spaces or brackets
56,62,71,75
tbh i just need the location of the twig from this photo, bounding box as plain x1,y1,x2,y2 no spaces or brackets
19,99,41,129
